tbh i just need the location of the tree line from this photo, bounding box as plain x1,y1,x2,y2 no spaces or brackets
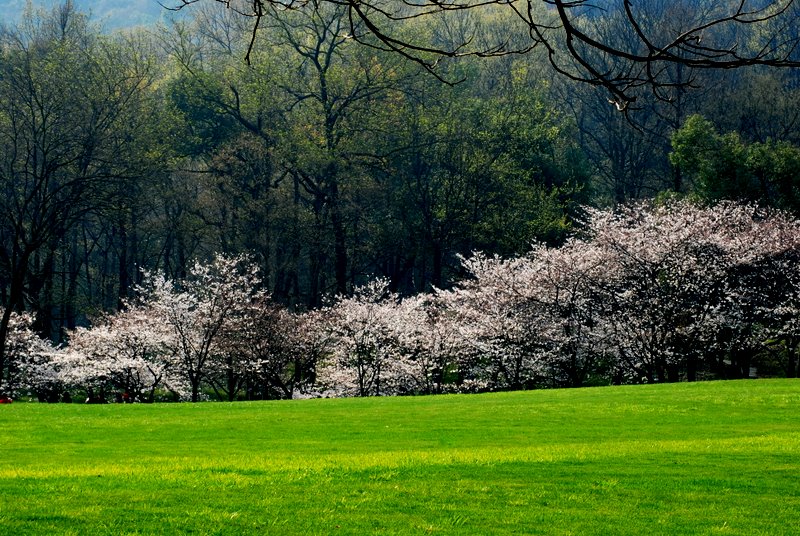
2,1,800,397
5,200,800,402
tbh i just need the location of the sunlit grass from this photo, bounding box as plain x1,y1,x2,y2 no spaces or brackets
1,380,799,534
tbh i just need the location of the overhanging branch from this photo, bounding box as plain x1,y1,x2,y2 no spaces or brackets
169,0,800,108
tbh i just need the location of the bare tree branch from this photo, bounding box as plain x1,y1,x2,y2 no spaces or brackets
168,0,800,108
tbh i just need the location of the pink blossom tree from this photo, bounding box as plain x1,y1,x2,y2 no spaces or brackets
438,242,613,390
728,250,800,378
223,300,331,399
2,309,57,400
585,200,800,382
318,280,426,397
64,306,179,402
138,253,266,402
438,253,552,391
437,200,800,388
400,293,471,394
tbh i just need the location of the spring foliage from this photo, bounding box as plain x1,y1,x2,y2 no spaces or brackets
6,200,800,400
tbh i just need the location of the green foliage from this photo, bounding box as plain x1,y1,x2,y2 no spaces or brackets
671,114,800,212
366,56,591,291
166,71,243,158
1,380,799,534
471,71,590,249
13,0,800,332
0,3,172,361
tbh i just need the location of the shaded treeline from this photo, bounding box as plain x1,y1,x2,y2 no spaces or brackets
1,0,800,374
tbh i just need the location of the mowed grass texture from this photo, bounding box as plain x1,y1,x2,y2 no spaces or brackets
1,380,799,535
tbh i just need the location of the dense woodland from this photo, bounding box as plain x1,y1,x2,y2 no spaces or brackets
2,1,800,400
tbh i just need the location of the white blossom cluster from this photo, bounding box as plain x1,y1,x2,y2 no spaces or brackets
318,200,800,392
3,201,800,401
437,200,800,387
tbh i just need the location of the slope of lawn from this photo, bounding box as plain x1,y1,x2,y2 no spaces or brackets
1,379,799,535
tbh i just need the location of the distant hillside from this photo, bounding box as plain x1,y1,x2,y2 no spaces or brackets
0,0,177,31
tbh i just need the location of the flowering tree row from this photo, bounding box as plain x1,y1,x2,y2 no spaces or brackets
3,200,800,401
3,255,326,402
439,201,800,388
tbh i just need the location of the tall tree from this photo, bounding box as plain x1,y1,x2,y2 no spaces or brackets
0,3,160,389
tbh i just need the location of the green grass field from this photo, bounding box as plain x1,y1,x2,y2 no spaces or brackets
1,380,799,535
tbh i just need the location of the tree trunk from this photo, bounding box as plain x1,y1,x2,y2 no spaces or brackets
0,250,30,391
432,242,443,289
117,222,129,310
226,355,238,402
787,339,799,378
331,204,348,296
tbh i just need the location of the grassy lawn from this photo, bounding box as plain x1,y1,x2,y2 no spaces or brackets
1,379,799,535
